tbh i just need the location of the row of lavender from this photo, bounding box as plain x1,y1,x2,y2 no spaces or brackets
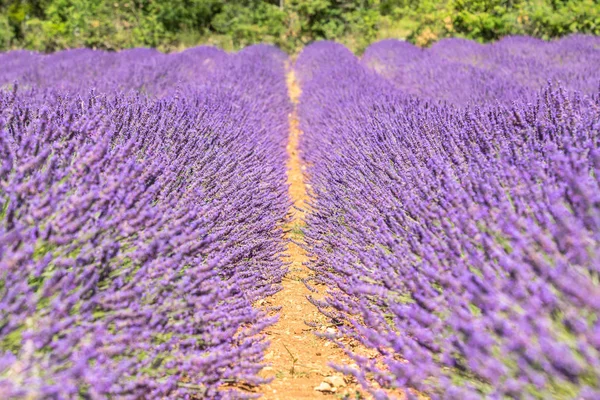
0,46,290,398
363,35,600,107
0,46,226,97
297,37,600,399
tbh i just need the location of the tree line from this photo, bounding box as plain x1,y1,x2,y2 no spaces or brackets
1,0,598,53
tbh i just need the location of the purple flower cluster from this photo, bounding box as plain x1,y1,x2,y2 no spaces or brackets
0,46,238,98
0,45,289,398
362,35,600,107
297,39,600,399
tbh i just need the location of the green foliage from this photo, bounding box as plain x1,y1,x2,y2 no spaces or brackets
211,1,286,50
0,0,598,53
404,0,600,45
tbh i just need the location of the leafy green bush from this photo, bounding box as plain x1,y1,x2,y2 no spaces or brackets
0,0,598,53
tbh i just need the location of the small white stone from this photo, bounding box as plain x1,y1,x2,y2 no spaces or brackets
314,382,336,393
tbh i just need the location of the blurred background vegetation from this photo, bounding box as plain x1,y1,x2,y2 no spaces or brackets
0,0,599,53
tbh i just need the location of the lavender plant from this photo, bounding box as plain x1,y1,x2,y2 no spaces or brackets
298,39,600,399
0,45,290,398
362,35,600,107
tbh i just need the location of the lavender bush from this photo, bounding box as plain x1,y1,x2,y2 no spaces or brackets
298,39,600,399
362,35,600,107
0,45,289,398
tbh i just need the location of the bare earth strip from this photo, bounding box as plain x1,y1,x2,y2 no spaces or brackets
256,67,365,399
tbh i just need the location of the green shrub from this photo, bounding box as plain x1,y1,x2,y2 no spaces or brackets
0,0,597,53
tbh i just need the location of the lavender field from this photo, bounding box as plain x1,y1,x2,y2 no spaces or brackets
1,36,600,399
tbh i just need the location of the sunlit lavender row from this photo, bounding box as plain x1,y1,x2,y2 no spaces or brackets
0,46,290,399
363,35,600,107
297,37,600,399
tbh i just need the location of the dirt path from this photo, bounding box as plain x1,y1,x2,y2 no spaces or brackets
256,67,363,399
